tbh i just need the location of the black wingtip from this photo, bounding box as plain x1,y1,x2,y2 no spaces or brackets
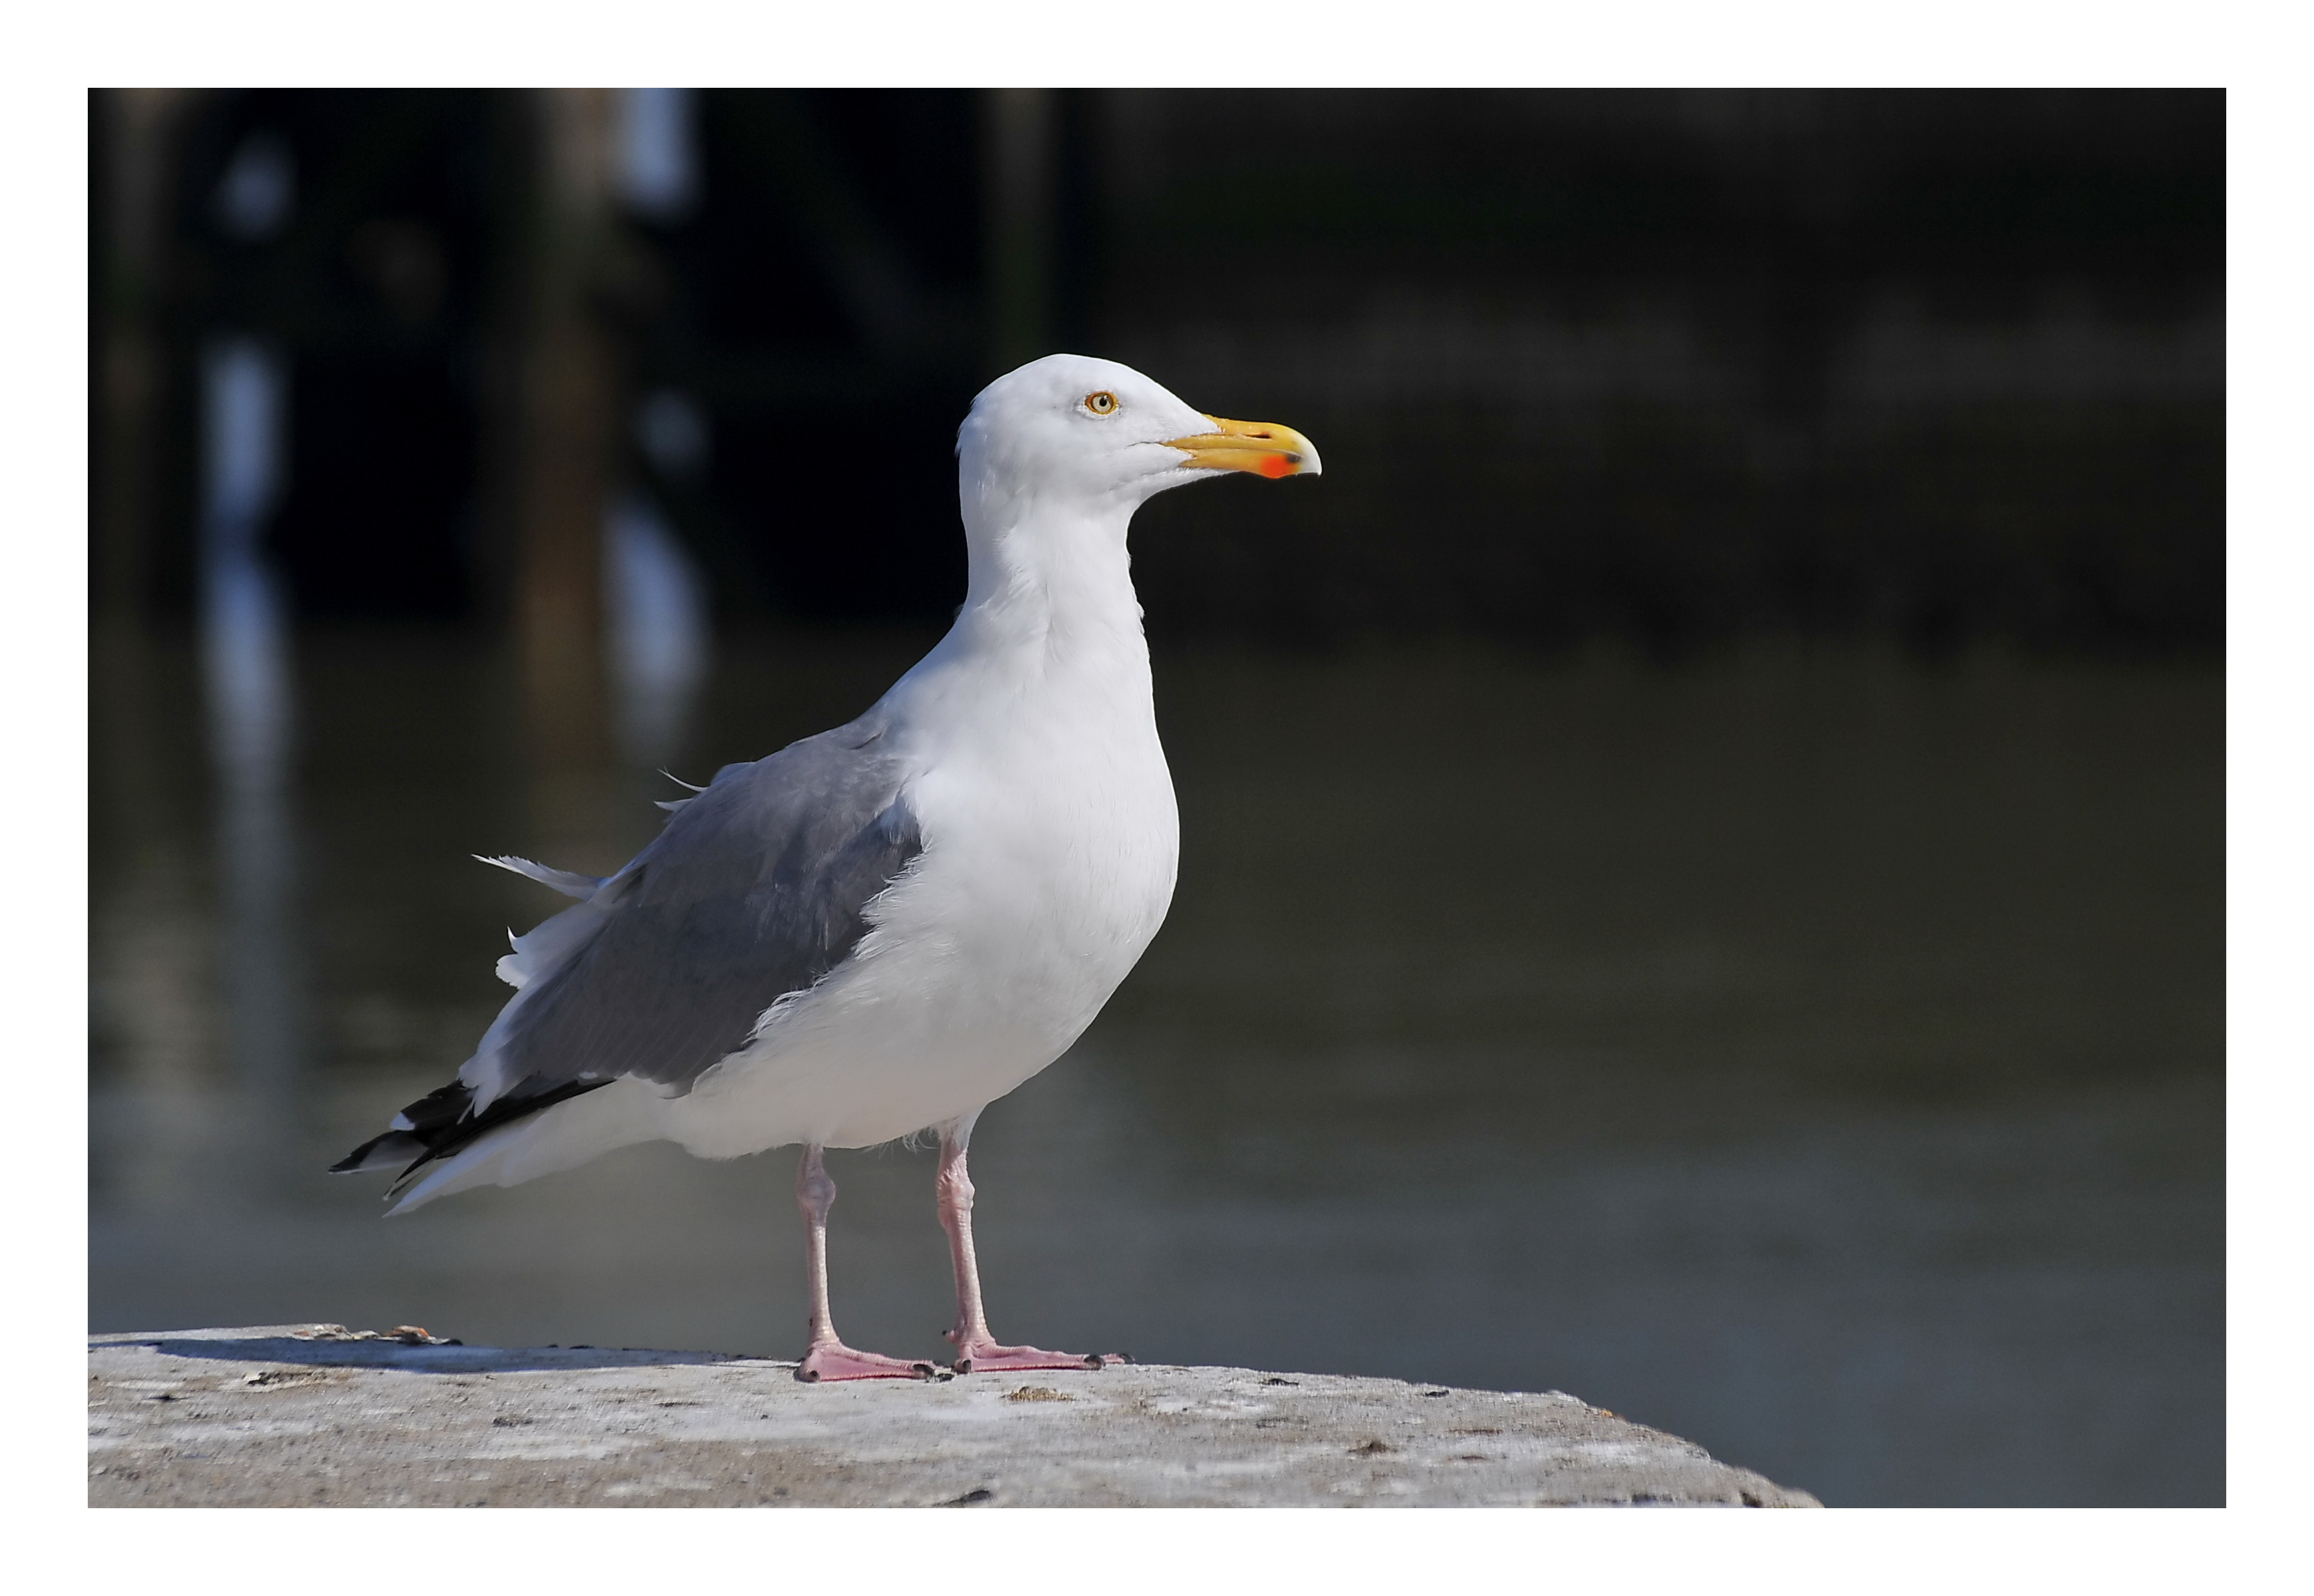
330,1130,424,1174
332,1077,616,1186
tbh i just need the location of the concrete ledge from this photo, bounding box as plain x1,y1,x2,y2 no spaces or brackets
88,1327,1820,1508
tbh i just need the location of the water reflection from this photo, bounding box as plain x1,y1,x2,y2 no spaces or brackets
197,338,303,1195
616,87,698,221
87,632,2222,1506
604,492,711,769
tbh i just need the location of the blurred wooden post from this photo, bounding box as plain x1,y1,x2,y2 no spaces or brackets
983,88,1056,376
95,88,192,627
510,88,620,768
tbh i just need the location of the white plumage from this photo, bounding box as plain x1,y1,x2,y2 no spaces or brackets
340,353,1319,1377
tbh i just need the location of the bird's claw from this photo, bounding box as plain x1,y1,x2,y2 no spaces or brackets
949,1341,1126,1375
797,1343,941,1383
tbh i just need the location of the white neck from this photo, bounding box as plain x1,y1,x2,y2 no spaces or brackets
883,477,1155,744
956,483,1147,663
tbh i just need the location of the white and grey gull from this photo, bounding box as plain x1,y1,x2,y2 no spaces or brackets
335,354,1321,1381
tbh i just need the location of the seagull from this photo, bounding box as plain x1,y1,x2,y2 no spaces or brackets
334,354,1321,1381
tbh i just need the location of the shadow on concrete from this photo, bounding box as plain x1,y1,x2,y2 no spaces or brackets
88,1329,789,1377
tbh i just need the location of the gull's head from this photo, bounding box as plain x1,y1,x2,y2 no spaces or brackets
958,354,1321,525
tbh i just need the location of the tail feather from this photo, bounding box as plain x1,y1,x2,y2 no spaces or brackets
334,848,634,1202
384,1079,663,1214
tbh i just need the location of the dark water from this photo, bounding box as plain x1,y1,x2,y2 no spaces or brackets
88,627,2223,1506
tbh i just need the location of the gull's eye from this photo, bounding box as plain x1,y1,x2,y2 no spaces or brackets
1085,391,1118,416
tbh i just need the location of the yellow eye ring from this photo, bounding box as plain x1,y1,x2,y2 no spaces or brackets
1085,391,1118,416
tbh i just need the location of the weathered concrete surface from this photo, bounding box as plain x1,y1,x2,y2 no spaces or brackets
88,1327,1821,1508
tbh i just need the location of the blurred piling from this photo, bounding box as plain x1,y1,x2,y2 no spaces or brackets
503,88,622,772
94,88,196,629
90,90,2223,655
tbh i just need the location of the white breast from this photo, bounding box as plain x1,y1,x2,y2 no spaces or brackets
662,620,1179,1155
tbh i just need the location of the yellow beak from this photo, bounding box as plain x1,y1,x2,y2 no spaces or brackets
1162,414,1323,479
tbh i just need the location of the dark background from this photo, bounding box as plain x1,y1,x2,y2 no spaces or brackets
94,88,2222,650
88,90,2224,1508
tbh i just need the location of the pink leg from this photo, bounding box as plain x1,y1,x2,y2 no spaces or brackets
937,1125,1121,1375
795,1145,937,1383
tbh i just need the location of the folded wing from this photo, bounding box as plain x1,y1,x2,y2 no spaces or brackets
332,714,922,1192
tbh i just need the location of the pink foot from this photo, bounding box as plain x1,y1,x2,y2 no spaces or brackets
950,1339,1127,1375
797,1342,940,1383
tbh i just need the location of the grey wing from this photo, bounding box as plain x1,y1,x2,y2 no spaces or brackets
332,716,921,1184
495,728,920,1092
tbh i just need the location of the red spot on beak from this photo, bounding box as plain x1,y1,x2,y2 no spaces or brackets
1260,454,1293,479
